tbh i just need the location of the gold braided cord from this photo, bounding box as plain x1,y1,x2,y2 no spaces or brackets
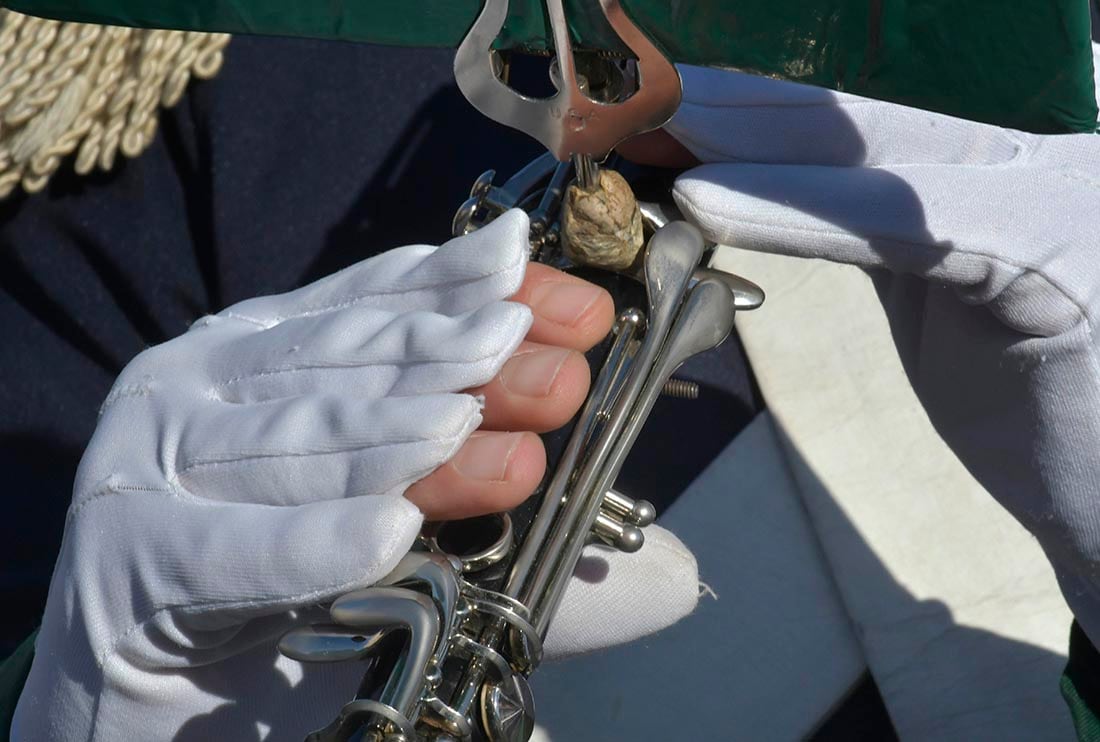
0,9,230,198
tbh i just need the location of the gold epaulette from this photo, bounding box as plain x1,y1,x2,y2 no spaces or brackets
0,9,230,198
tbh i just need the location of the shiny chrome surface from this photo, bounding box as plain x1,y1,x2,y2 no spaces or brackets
283,0,757,731
637,200,685,232
425,514,514,574
480,673,536,742
305,699,416,742
282,143,763,738
571,153,599,191
503,307,641,599
591,511,644,552
694,267,766,311
329,587,443,722
638,200,767,312
601,488,656,527
520,222,704,623
452,153,560,239
532,232,737,635
454,0,681,162
278,624,391,664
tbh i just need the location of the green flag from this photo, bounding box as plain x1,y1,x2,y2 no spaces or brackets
6,0,1097,133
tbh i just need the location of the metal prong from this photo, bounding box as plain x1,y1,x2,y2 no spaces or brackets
638,201,767,312
694,267,766,311
593,512,645,553
486,152,558,212
572,153,599,191
638,200,684,232
278,624,391,663
452,153,560,237
470,169,496,200
452,195,481,237
529,159,574,234
601,488,656,527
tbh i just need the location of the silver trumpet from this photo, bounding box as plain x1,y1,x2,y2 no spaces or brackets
278,1,764,739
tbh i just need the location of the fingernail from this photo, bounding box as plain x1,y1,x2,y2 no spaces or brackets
452,432,523,482
500,348,571,397
530,281,604,327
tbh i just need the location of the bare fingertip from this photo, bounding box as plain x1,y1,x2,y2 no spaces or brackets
505,432,546,492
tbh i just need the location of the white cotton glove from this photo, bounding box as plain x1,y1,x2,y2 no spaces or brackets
667,64,1100,644
12,209,699,742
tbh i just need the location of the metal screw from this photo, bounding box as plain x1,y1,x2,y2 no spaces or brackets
662,378,700,399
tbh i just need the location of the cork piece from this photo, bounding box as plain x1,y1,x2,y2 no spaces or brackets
561,168,644,271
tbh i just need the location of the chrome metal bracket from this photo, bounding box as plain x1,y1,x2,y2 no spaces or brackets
454,0,682,162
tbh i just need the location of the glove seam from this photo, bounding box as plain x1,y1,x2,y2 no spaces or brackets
175,431,470,476
256,256,526,327
213,356,510,393
1061,169,1100,193
217,310,269,329
644,534,698,572
69,481,175,521
98,379,155,418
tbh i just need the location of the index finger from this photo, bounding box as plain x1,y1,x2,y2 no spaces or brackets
510,262,615,351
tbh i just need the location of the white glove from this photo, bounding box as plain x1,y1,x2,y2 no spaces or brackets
13,210,699,741
668,65,1100,643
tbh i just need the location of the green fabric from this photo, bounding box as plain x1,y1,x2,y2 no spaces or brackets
0,632,35,742
1062,621,1100,741
5,0,1097,134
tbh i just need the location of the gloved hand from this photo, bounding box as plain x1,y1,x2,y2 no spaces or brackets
666,65,1100,644
12,210,699,741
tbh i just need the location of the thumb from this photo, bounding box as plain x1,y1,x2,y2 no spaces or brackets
674,162,939,273
673,161,1093,339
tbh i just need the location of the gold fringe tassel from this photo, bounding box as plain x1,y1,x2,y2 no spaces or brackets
0,9,230,198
